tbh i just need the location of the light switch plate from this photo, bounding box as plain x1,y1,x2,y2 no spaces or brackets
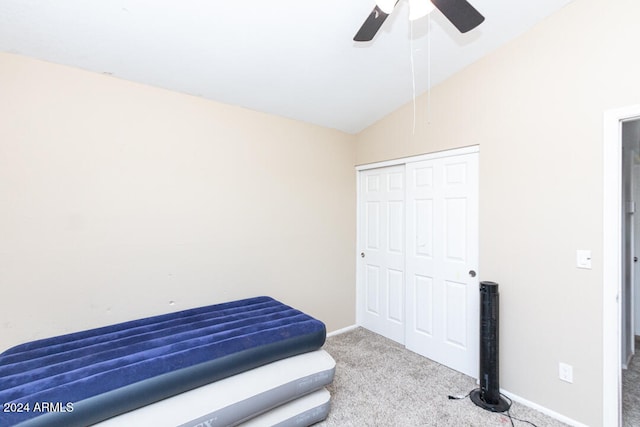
559,362,574,383
577,250,592,269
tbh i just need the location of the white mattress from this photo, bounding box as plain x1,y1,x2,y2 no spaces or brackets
239,388,331,427
95,350,335,427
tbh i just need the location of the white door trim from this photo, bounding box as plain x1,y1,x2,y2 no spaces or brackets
603,105,640,427
356,145,479,172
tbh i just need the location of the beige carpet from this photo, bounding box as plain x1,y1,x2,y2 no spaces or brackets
623,337,640,426
317,327,569,427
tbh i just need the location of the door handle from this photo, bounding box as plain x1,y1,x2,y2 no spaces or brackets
361,252,365,258
468,270,477,278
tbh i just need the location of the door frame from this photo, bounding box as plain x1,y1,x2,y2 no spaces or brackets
355,145,479,342
603,105,640,427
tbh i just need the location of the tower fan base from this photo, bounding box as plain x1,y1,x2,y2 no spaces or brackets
470,389,511,413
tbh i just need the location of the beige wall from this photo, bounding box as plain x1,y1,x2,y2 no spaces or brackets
2,0,638,424
356,0,640,425
0,53,356,351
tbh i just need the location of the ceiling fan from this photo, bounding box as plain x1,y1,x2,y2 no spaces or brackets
354,0,485,42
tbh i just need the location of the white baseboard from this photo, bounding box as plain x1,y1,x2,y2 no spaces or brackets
501,388,589,427
326,324,358,338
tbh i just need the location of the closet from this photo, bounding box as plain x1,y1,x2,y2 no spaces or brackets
357,147,479,377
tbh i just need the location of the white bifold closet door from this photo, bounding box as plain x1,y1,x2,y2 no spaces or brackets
358,151,478,378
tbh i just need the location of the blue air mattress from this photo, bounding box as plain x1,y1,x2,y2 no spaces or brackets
0,296,326,427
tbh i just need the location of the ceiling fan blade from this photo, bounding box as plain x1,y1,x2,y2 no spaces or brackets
353,5,390,42
430,0,484,33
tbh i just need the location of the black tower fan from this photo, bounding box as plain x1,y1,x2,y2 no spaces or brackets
470,281,510,412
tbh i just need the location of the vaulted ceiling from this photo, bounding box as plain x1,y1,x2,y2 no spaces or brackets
0,0,573,133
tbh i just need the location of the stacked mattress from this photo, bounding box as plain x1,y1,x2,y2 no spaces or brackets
0,296,334,426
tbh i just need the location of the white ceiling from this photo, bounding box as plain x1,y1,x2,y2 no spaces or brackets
0,0,572,134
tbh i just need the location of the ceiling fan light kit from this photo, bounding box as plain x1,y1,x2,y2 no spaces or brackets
408,0,435,21
375,0,397,14
355,0,485,41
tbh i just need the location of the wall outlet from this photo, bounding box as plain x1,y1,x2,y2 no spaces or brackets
559,362,573,383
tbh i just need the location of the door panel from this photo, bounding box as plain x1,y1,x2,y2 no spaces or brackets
388,201,404,253
366,265,380,314
359,166,405,343
405,153,478,378
365,202,380,249
388,269,404,323
415,199,434,257
414,275,434,335
445,198,467,262
445,280,467,348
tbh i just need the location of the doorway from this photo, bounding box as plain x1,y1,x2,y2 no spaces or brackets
621,119,640,369
621,118,640,425
603,105,640,427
